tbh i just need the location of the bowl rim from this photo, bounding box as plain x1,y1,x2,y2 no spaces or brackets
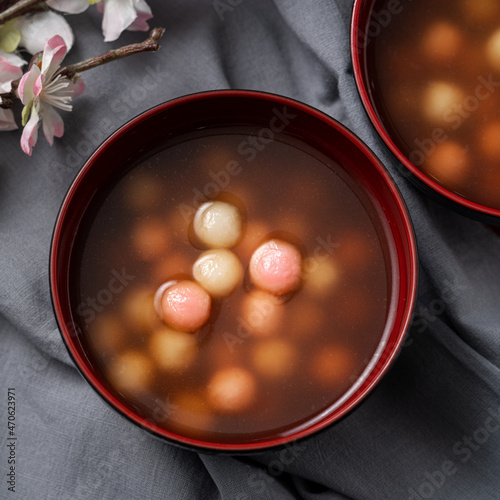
350,0,500,222
50,88,418,453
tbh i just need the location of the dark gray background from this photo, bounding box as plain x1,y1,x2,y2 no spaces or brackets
1,1,499,498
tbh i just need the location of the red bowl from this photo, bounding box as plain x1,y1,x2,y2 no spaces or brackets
50,90,417,453
351,0,500,225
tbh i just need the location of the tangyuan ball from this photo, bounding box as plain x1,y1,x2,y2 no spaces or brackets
193,201,243,248
108,350,153,394
424,141,469,185
193,249,243,297
155,280,211,332
240,290,284,337
486,29,500,72
423,81,465,126
422,22,463,63
207,367,256,414
251,339,297,379
149,327,198,372
249,239,302,295
461,0,500,24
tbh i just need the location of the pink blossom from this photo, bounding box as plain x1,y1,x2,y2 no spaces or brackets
16,10,75,55
0,53,24,131
17,35,84,155
47,0,153,42
0,55,23,94
99,0,152,41
46,0,93,14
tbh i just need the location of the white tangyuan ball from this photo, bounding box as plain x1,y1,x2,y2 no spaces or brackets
193,201,243,248
193,249,243,297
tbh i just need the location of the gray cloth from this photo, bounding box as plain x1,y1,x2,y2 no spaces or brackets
1,1,499,499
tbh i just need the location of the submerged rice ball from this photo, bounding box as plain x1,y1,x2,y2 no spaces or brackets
423,81,465,126
87,313,124,355
122,172,164,212
302,257,341,296
461,0,500,24
335,230,374,271
122,287,158,334
486,29,500,72
131,217,170,261
108,350,153,394
424,141,470,186
170,391,213,435
149,327,198,372
207,367,256,414
251,339,297,379
479,121,500,160
193,249,243,297
422,22,463,63
240,290,284,337
310,345,356,388
193,201,243,248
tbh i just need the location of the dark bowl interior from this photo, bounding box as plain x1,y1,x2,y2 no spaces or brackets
50,90,417,452
351,0,500,225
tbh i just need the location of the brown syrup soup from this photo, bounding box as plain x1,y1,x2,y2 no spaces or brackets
366,0,500,209
70,126,392,444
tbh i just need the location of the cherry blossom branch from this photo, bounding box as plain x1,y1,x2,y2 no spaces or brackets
59,27,165,79
0,0,46,25
0,28,165,108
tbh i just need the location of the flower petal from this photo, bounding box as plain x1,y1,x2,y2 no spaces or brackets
16,11,74,55
40,35,67,79
20,103,40,155
33,73,45,100
68,76,85,97
0,50,25,68
17,64,41,105
0,58,23,93
46,0,91,14
127,0,152,32
101,0,137,42
42,105,64,145
0,108,18,131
